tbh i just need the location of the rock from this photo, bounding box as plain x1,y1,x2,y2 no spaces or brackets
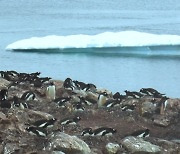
171,139,180,144
141,101,156,117
46,132,91,154
153,118,170,127
0,77,11,89
3,143,20,154
27,110,54,120
154,139,180,153
0,112,7,120
105,143,120,154
52,151,65,154
122,136,161,154
166,99,180,111
86,91,98,104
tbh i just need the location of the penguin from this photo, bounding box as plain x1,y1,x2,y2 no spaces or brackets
130,129,150,137
104,99,120,108
0,71,11,81
140,88,165,97
72,102,85,112
97,92,108,107
121,104,136,111
12,96,28,109
26,126,47,137
46,82,56,100
81,128,93,136
54,96,71,107
29,72,41,77
93,127,117,136
21,91,36,101
60,116,81,125
32,118,57,128
125,90,141,98
63,78,74,90
156,96,169,115
39,77,51,83
85,83,97,92
113,92,123,101
78,96,92,106
0,89,8,101
7,70,18,75
73,80,87,90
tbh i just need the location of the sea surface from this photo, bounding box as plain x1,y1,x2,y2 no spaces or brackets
1,0,180,97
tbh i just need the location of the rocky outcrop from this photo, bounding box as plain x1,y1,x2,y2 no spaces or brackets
122,136,162,154
46,132,91,154
105,143,120,154
0,78,11,89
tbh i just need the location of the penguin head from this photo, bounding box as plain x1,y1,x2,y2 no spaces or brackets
26,126,33,131
51,118,57,122
112,128,117,133
74,116,81,122
49,82,54,86
140,88,145,93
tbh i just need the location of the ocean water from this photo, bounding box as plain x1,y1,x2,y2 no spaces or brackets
1,0,180,97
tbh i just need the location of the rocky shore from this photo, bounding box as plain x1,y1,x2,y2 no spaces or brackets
0,71,180,154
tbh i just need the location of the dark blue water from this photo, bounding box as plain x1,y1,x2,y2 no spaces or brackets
0,0,180,97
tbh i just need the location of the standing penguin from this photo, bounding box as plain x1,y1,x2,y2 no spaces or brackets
97,92,108,107
46,82,56,100
0,89,8,101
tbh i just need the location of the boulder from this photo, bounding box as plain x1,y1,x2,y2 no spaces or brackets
122,136,161,154
105,143,120,154
3,143,20,154
0,77,11,89
52,151,65,154
141,101,156,117
46,132,91,154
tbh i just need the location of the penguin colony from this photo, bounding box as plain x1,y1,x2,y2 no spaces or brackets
0,70,168,138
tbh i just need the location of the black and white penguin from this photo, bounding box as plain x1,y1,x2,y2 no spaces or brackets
85,83,97,92
60,116,81,125
54,96,71,107
39,77,51,83
97,92,108,107
12,96,28,109
125,90,143,98
93,127,117,136
73,80,87,90
63,78,74,90
21,91,36,101
121,104,136,111
29,72,41,77
46,82,56,100
155,96,169,114
140,88,165,97
78,96,92,106
26,126,47,137
81,128,93,136
113,92,124,101
72,102,85,112
32,118,57,128
0,89,8,101
104,99,120,108
130,129,150,137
